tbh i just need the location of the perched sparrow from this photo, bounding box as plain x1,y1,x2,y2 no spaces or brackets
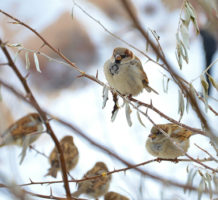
104,191,130,200
46,135,79,178
72,162,111,198
104,47,158,96
0,113,43,147
146,123,193,159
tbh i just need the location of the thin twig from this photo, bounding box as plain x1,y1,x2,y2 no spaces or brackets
185,153,217,173
0,7,217,195
72,1,218,116
126,102,218,173
129,97,206,136
0,40,72,199
0,9,213,138
19,157,215,187
0,183,85,200
74,2,155,63
0,79,216,194
29,145,49,159
194,143,218,163
120,0,217,145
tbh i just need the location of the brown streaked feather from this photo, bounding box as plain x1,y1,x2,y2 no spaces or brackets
5,113,42,138
104,191,130,200
73,162,111,198
135,56,149,84
156,123,193,141
124,48,133,58
135,56,159,94
46,135,79,178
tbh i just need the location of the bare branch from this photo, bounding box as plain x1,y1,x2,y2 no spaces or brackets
0,79,217,195
19,157,215,187
0,40,72,198
119,0,217,145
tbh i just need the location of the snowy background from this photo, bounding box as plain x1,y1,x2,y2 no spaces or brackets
0,0,217,199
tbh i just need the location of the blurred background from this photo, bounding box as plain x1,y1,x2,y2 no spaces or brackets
0,0,217,199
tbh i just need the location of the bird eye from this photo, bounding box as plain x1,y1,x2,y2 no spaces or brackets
156,130,162,135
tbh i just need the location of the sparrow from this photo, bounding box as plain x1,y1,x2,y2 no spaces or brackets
46,135,79,178
104,47,158,96
0,113,43,147
104,191,130,200
72,162,111,199
146,123,193,159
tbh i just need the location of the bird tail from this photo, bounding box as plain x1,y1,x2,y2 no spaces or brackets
44,168,58,178
145,85,159,95
71,190,82,198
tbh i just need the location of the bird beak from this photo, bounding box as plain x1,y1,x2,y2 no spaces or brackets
115,55,122,62
148,134,156,140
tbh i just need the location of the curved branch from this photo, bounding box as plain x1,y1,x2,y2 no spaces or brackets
73,2,217,116
0,9,212,138
0,183,84,200
0,40,72,199
0,80,217,195
129,97,206,136
19,157,215,187
120,0,217,145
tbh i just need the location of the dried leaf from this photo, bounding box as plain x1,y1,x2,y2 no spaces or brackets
200,75,209,91
197,179,204,200
181,22,189,49
198,170,204,177
111,93,119,121
200,75,209,112
205,173,213,199
191,16,200,34
19,135,33,164
25,52,30,70
102,85,109,109
189,169,197,188
33,53,41,73
111,108,119,122
208,75,218,91
189,84,196,99
175,33,187,68
125,102,132,127
213,175,218,191
185,2,199,34
178,90,184,121
181,18,189,29
179,40,189,64
7,43,22,47
185,168,197,194
175,48,183,69
162,76,167,93
137,110,146,127
185,2,195,19
13,49,22,63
